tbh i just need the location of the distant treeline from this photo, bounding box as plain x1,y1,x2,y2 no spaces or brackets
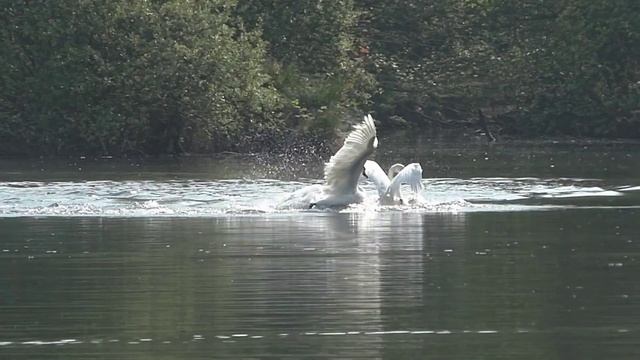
1,1,639,154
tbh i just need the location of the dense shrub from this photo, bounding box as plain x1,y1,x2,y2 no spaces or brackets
0,0,283,154
357,0,640,138
1,0,638,155
235,0,375,132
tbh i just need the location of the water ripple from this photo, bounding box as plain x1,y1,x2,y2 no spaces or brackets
0,177,636,217
2,327,635,348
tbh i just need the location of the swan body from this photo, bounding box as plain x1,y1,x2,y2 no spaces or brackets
363,160,423,205
277,115,378,209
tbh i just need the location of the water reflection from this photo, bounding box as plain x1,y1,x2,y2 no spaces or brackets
0,213,445,358
1,206,639,359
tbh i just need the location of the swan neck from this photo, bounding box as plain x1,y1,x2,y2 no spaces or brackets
387,164,405,179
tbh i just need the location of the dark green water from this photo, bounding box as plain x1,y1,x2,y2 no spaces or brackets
0,139,639,359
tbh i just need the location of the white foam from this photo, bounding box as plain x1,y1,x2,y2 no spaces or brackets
0,177,634,217
619,186,640,192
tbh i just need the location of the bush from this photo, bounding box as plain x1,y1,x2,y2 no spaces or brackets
0,0,283,154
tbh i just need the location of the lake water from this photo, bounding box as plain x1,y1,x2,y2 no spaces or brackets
0,136,639,359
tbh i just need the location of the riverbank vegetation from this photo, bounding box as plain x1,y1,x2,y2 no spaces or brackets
1,0,638,154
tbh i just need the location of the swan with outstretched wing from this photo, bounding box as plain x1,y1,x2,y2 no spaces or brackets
363,160,423,205
277,114,378,209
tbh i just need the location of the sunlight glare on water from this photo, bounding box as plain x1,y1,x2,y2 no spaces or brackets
0,177,637,217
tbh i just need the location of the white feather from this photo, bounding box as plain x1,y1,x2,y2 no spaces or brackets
323,114,378,195
364,160,390,198
277,114,378,209
387,163,423,199
364,161,423,205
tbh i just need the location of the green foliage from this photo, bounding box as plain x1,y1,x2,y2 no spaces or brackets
477,0,640,137
357,0,640,137
236,0,375,132
356,0,486,125
1,0,638,155
1,0,282,154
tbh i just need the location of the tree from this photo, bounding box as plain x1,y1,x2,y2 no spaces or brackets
236,0,375,131
0,0,283,154
356,0,640,137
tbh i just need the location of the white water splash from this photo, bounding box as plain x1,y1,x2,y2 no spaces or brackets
0,177,635,217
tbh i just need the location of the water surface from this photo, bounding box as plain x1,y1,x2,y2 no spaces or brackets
0,138,638,359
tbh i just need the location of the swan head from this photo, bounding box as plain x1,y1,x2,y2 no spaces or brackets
387,163,405,179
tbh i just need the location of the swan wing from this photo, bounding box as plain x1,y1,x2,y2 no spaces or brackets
387,163,423,196
364,160,391,197
324,114,378,195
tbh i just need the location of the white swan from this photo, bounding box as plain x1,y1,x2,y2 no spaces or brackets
363,160,423,205
277,114,378,209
